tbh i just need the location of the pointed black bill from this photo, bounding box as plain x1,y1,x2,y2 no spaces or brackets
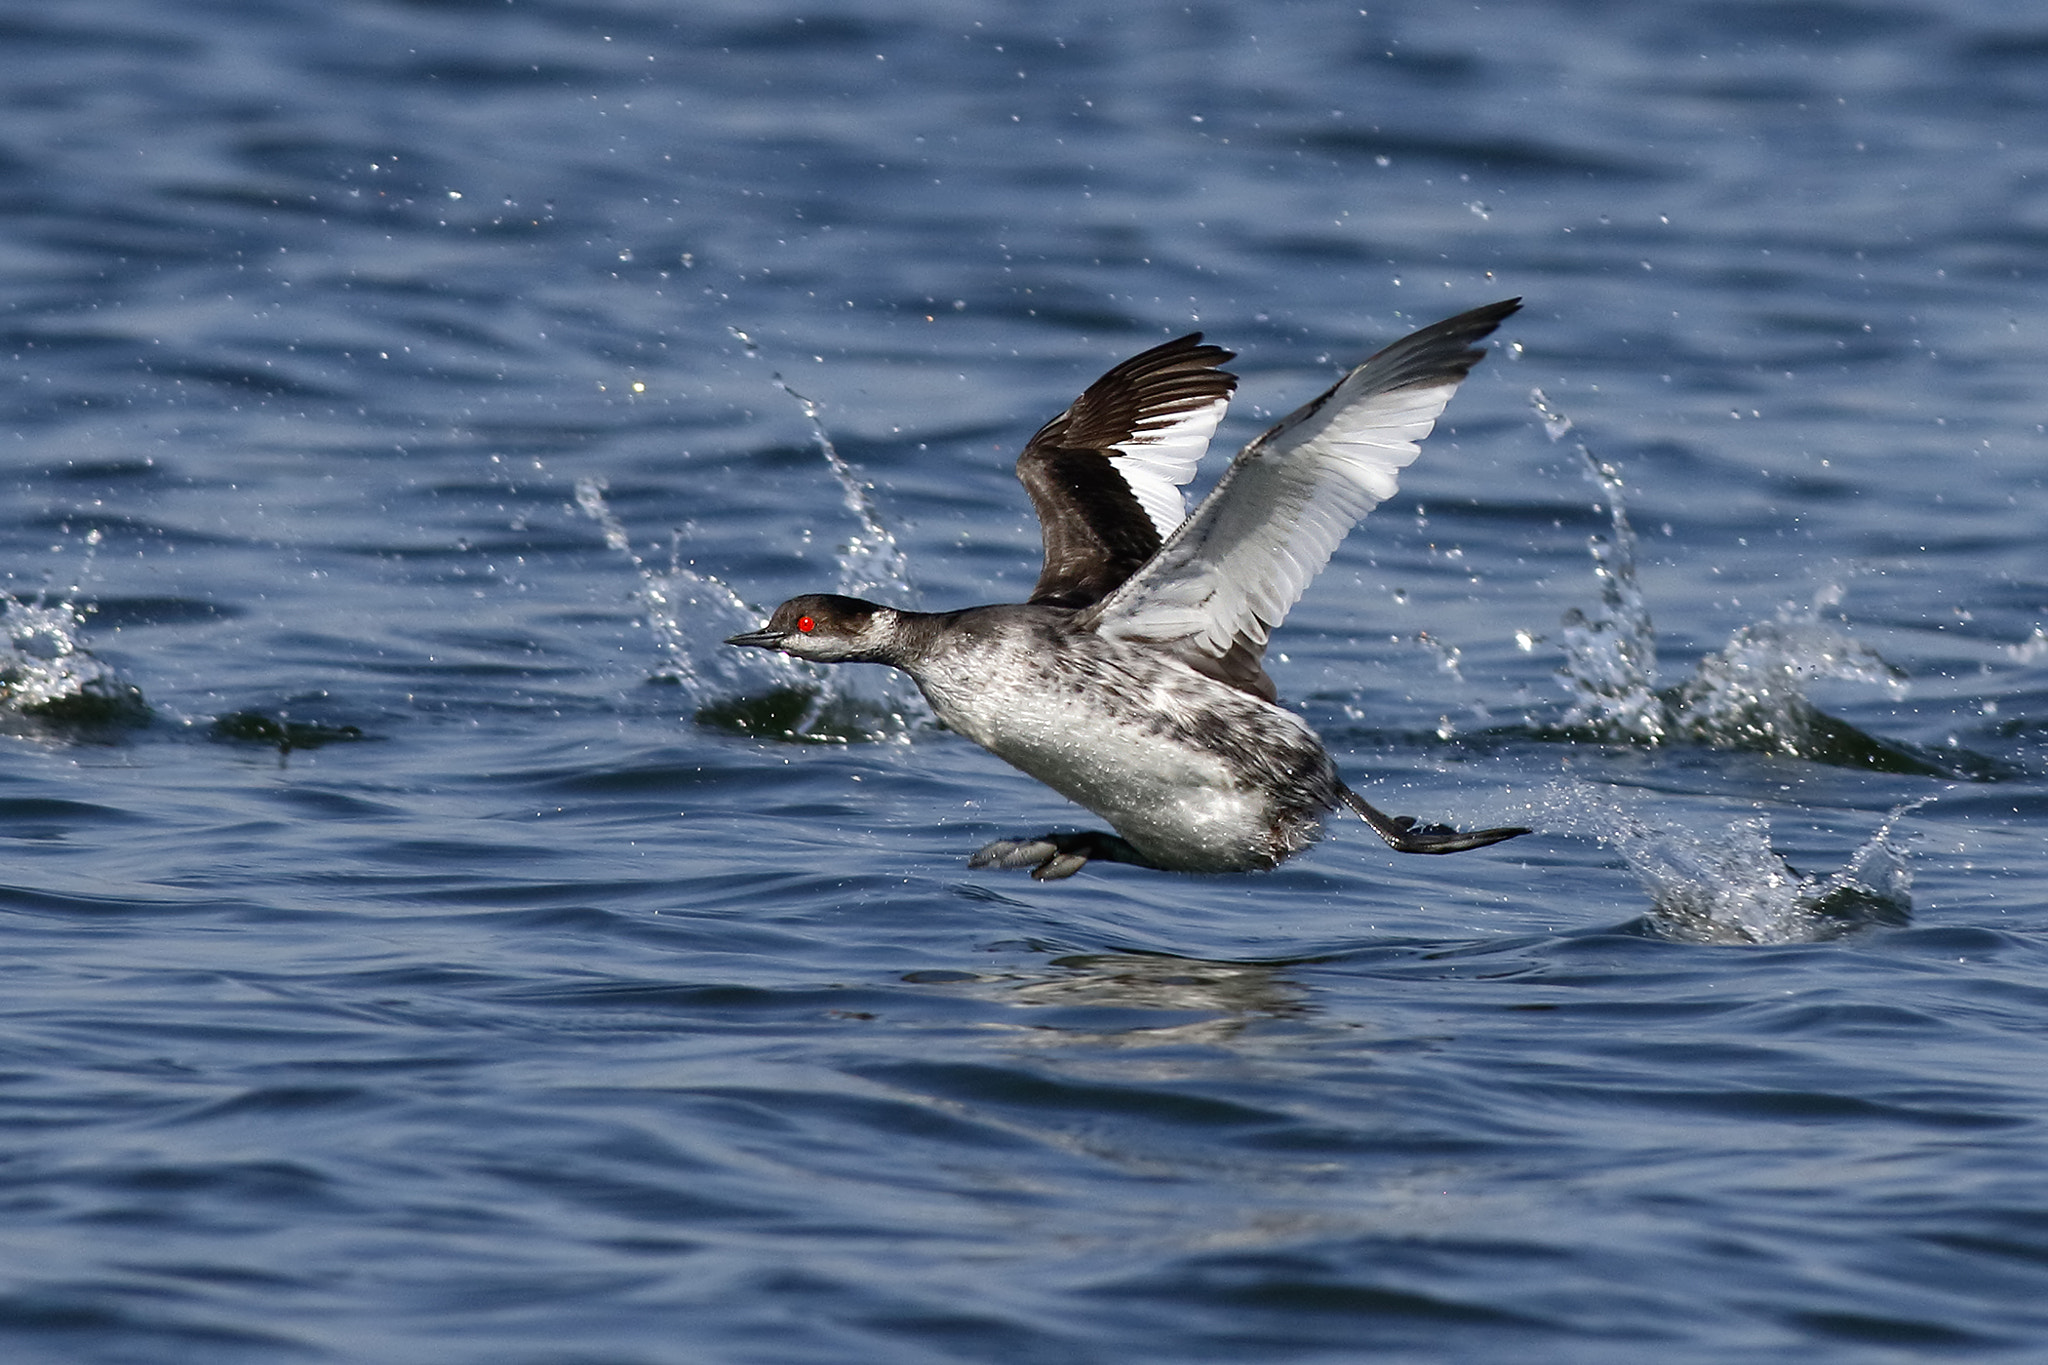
724,628,785,649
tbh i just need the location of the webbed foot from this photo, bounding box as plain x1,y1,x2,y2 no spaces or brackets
968,831,1151,881
1339,786,1531,856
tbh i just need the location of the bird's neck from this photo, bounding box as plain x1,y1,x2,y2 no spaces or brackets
843,603,937,668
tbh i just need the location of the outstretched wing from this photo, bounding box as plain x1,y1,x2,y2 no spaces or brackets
1080,299,1520,674
1016,333,1237,609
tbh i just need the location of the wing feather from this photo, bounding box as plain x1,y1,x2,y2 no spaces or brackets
1017,333,1237,608
1082,300,1520,666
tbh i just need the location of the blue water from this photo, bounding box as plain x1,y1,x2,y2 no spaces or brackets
5,1,2047,1360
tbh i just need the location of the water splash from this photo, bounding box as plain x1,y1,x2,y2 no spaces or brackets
1,532,147,724
717,327,929,739
1667,614,1906,755
573,477,823,705
1533,389,1662,740
727,327,917,607
1539,782,1921,944
782,383,913,606
572,477,777,685
576,477,688,679
1610,802,1916,944
578,334,934,741
1,599,120,712
1531,390,1953,772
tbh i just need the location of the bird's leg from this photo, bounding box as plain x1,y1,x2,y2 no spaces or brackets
968,830,1154,881
1338,785,1531,855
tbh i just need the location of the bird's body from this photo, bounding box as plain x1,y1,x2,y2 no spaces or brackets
730,300,1532,878
841,602,1335,872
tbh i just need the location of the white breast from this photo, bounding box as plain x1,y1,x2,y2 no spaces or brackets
907,630,1313,871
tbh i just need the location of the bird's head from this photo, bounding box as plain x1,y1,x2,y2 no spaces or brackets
724,594,898,663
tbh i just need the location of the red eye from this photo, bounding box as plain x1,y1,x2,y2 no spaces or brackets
797,615,815,633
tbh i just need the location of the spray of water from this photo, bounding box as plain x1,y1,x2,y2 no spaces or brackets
719,327,928,739
571,476,793,689
1612,802,1917,944
1512,393,1961,937
1532,389,1926,766
1,530,146,723
1536,782,1922,943
1532,390,1663,741
572,476,820,709
1,598,119,712
726,328,917,607
1667,614,1906,755
577,332,930,740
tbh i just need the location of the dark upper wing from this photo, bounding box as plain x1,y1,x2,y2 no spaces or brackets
1081,300,1520,684
1016,333,1237,609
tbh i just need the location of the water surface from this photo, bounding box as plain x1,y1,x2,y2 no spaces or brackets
3,1,2047,1360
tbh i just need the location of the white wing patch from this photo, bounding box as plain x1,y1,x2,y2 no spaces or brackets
1092,363,1474,658
1107,394,1231,540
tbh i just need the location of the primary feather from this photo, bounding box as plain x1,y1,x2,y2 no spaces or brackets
1083,299,1520,667
1016,334,1237,609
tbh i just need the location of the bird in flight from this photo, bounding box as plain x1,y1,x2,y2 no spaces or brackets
729,300,1531,879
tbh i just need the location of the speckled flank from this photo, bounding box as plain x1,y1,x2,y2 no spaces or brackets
907,605,1338,871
